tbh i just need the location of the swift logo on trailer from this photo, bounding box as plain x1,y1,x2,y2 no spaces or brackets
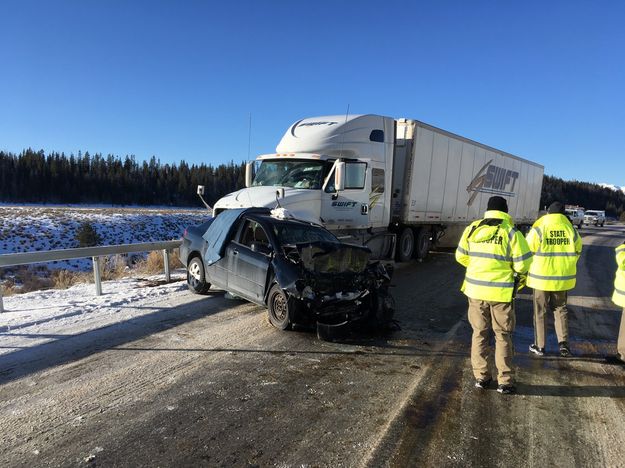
467,160,519,206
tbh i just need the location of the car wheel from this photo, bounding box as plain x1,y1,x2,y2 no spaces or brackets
187,256,210,294
396,227,415,262
267,284,292,330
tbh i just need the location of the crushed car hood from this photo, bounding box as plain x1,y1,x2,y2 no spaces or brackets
292,241,371,274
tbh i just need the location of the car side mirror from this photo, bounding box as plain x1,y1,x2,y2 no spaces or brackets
250,242,272,255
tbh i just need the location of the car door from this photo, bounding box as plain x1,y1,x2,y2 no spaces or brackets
227,219,272,303
202,217,240,290
321,161,370,229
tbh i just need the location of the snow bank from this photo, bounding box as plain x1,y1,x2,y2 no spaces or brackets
0,206,210,271
0,271,191,356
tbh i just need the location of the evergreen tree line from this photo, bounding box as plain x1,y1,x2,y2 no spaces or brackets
540,175,625,219
0,149,245,206
1,150,624,218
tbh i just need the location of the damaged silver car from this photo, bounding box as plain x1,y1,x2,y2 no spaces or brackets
180,208,394,337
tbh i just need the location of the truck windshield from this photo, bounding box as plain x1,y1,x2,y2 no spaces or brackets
252,159,329,189
272,223,339,245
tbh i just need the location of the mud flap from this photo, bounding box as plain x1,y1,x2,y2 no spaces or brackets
370,290,396,324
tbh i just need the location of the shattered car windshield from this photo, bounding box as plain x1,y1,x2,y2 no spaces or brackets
252,159,329,189
273,223,338,245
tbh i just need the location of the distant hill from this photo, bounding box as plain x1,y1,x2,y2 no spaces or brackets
599,183,625,195
541,175,625,219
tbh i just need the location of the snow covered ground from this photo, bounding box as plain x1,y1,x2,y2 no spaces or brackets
0,205,214,353
0,205,211,270
0,270,193,357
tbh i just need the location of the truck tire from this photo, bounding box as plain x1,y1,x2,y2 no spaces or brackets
397,227,415,262
601,221,605,227
187,256,211,294
267,284,292,330
415,228,431,260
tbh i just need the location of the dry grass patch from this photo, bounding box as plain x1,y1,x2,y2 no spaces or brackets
135,249,181,275
0,249,183,296
1,266,53,295
100,254,129,281
51,269,91,289
1,280,17,297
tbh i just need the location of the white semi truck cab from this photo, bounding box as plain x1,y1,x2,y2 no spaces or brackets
215,115,394,228
214,115,398,258
213,114,543,261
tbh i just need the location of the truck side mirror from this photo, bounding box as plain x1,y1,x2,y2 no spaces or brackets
196,185,212,211
335,162,345,192
245,162,254,188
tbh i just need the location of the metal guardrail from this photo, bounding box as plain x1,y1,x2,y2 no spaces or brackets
0,240,182,312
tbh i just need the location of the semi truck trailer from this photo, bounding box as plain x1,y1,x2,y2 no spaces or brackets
213,114,544,261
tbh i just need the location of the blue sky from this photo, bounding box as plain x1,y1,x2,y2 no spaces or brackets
1,1,624,185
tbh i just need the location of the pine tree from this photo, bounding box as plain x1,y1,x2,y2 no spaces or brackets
76,222,101,247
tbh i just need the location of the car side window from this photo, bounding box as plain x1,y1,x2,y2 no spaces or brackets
239,220,270,249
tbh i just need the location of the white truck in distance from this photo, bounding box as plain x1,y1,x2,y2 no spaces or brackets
565,207,585,229
584,210,606,227
213,114,544,261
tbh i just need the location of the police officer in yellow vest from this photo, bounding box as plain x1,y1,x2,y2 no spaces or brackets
456,196,532,394
606,241,625,365
526,201,582,357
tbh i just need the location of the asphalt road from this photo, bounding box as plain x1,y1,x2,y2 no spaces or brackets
1,225,624,467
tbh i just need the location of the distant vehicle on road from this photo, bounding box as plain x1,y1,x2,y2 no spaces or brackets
584,210,606,227
179,208,394,334
565,207,584,229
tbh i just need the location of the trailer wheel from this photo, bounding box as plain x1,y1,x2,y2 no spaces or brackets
415,228,431,260
267,284,292,330
397,227,415,262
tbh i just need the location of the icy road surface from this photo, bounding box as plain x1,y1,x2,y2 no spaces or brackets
1,226,625,467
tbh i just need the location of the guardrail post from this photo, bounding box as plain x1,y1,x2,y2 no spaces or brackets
0,286,4,313
163,249,171,282
92,256,102,296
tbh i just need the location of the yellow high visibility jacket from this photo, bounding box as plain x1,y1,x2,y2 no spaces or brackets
612,242,625,308
455,210,533,302
526,213,582,291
